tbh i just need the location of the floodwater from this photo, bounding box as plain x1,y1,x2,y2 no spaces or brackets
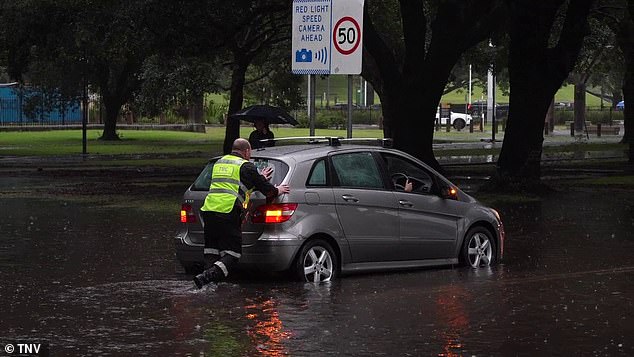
1,177,633,356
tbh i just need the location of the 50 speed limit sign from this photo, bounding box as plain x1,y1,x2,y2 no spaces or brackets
333,16,361,55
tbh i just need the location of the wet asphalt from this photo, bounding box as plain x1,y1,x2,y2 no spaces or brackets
0,173,633,356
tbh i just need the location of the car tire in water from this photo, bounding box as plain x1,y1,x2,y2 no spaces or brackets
295,239,338,283
453,118,466,130
461,227,496,268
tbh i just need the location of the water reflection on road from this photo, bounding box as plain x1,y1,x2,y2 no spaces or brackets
1,188,633,356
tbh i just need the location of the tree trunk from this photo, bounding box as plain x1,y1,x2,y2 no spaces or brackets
223,61,247,154
574,82,587,134
188,93,204,124
498,87,553,180
497,0,593,184
100,93,122,140
545,97,555,134
383,85,442,172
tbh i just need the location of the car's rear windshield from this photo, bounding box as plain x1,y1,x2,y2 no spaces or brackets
191,158,289,191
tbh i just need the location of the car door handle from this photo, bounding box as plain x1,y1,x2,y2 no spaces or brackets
399,200,414,207
342,194,359,202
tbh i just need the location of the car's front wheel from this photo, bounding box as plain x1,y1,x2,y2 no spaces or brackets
295,239,338,282
461,227,496,268
453,118,466,130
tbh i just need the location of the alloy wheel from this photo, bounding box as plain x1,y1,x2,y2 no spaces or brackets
302,246,334,283
466,232,493,268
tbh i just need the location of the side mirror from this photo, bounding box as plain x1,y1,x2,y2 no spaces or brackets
440,185,459,200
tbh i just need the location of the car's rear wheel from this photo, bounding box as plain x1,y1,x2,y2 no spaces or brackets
461,227,496,268
295,239,338,282
453,118,466,130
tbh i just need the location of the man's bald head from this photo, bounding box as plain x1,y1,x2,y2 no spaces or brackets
232,138,252,159
233,138,251,151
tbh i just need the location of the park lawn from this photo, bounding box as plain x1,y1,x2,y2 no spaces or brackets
0,127,624,158
0,127,384,156
0,130,214,156
0,126,493,156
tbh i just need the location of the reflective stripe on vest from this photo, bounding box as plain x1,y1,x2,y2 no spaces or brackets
201,154,251,213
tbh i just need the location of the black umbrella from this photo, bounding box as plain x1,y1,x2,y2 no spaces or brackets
229,105,299,126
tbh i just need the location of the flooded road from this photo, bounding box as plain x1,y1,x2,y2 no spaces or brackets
1,176,633,356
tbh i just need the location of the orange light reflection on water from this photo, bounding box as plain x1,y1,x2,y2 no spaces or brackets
245,298,292,356
435,286,470,357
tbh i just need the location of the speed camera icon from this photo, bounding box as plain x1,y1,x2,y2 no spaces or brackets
295,49,313,63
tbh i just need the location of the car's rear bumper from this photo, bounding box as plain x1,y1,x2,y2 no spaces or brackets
175,231,302,272
174,232,204,270
240,238,302,271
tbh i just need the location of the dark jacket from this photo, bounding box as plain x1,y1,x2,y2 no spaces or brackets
249,130,275,149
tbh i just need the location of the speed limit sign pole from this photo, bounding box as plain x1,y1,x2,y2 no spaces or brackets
347,75,353,138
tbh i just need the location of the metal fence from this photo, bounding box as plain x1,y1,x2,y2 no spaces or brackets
0,97,82,125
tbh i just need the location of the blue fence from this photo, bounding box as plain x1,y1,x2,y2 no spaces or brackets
0,85,82,125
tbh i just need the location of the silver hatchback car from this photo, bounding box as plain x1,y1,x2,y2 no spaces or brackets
175,137,505,282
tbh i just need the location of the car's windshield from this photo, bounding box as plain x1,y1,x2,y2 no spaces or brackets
191,158,289,191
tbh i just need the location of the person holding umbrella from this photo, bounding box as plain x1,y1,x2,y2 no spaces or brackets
230,105,298,149
249,118,275,149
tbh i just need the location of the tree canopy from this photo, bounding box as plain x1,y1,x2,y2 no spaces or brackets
1,0,631,176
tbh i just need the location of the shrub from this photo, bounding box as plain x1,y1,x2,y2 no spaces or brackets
554,109,624,125
586,110,623,124
205,100,228,125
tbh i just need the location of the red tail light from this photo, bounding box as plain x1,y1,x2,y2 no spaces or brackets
180,203,197,223
252,203,298,224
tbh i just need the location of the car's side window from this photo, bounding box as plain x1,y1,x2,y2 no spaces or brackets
331,152,384,189
307,158,328,186
191,159,218,191
381,153,435,194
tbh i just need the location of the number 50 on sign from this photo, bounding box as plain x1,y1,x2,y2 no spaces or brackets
333,16,361,55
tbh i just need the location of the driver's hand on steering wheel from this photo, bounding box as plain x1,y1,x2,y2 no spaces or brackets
404,179,413,192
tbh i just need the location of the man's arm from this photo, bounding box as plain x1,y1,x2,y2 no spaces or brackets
241,163,286,198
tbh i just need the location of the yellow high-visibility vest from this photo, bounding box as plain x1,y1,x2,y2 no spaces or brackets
201,154,252,213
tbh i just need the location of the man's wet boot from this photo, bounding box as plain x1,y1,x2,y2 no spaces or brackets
193,266,223,289
193,271,210,289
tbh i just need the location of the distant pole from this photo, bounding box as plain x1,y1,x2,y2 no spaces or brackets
82,80,87,155
82,49,88,156
487,66,494,128
487,40,496,142
468,64,472,105
363,79,368,107
491,73,497,143
326,76,330,108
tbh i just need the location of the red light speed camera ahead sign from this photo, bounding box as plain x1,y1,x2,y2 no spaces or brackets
292,0,364,75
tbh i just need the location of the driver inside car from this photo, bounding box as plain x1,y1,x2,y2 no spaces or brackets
391,172,413,192
404,179,413,192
